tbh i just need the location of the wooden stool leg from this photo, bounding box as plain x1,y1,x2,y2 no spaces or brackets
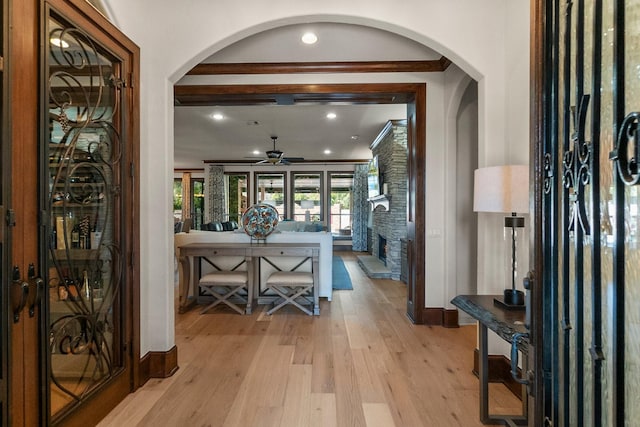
200,285,245,315
266,285,313,315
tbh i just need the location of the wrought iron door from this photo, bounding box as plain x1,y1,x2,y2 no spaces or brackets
40,1,139,424
540,0,640,425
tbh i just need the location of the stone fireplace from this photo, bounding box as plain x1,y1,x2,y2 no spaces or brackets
369,121,407,280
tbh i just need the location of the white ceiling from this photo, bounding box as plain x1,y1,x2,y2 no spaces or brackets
174,23,442,169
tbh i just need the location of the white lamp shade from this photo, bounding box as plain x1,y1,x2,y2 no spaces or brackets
473,165,529,214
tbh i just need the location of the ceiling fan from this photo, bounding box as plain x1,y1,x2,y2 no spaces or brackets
256,136,304,165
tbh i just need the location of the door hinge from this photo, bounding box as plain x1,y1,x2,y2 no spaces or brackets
130,251,135,268
130,162,135,178
127,72,134,88
5,208,15,227
0,56,4,72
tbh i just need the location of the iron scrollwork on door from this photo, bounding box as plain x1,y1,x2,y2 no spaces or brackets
47,18,122,411
610,111,640,186
563,94,591,234
544,152,553,195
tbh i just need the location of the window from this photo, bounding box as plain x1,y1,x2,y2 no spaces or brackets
224,173,248,222
255,173,286,218
173,178,183,220
191,178,204,230
329,172,354,235
292,173,322,222
173,177,204,229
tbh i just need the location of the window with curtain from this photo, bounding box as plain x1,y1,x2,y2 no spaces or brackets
329,172,353,235
292,172,322,222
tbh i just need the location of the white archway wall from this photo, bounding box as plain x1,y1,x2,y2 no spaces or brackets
103,0,530,353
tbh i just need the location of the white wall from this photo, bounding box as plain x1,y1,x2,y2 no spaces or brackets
454,82,479,325
103,0,530,354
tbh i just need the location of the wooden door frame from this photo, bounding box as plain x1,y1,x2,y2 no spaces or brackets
0,0,11,425
9,0,41,424
175,82,426,323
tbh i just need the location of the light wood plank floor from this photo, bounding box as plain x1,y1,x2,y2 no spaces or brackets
99,253,519,427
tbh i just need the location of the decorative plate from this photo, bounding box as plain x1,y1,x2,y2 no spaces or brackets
241,203,279,239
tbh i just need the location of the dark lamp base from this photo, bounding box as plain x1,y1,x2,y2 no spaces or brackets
503,289,525,306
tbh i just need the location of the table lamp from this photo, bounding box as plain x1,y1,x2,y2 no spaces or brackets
300,200,314,222
473,165,529,306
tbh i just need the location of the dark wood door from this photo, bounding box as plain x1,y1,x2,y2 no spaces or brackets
532,0,640,425
405,90,426,324
0,2,11,425
8,0,42,424
4,0,139,425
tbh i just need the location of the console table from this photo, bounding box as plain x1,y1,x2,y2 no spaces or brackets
178,242,320,315
451,294,528,426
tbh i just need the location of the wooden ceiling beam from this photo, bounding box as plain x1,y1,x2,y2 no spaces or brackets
174,83,420,106
186,57,451,75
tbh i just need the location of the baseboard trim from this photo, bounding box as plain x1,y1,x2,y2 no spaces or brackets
472,349,523,400
139,345,179,386
422,307,459,327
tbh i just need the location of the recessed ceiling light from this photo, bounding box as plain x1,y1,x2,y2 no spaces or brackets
252,150,261,155
324,149,332,155
50,37,69,48
211,113,224,120
350,135,359,140
326,112,337,120
301,32,318,44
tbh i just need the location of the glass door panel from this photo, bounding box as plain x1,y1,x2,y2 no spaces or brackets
329,172,353,235
224,173,248,222
292,172,322,222
541,0,640,425
46,13,125,419
255,173,285,219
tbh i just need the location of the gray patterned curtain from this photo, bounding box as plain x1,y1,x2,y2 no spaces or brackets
205,165,225,223
351,164,369,251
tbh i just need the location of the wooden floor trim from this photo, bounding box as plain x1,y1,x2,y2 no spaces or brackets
138,345,179,386
423,307,459,327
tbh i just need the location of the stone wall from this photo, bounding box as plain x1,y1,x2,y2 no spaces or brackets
371,121,407,280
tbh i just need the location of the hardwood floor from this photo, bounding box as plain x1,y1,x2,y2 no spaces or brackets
99,253,519,426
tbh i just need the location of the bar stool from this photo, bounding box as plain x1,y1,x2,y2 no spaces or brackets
198,270,250,315
264,271,314,315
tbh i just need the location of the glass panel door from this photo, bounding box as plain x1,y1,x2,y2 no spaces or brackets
292,172,322,222
255,173,285,219
329,172,353,235
224,173,248,222
541,0,640,424
45,12,126,419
